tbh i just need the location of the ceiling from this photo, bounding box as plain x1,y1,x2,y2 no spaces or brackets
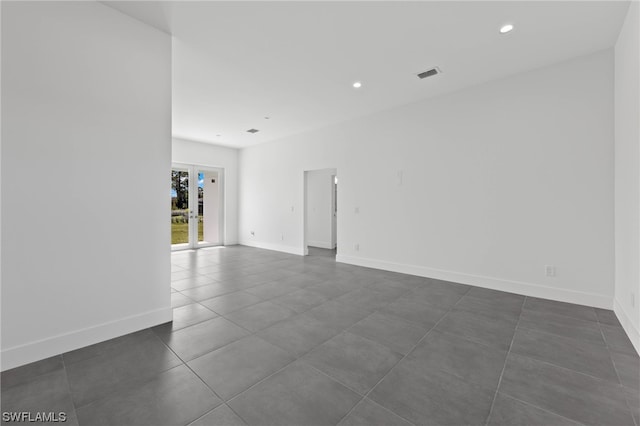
105,1,629,148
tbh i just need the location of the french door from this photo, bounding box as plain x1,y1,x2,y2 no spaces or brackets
171,164,224,250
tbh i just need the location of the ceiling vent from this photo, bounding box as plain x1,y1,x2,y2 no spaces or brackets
246,128,260,133
417,67,441,79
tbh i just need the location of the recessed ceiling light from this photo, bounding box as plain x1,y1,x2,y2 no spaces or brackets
246,128,259,134
264,116,270,120
500,24,514,34
352,81,362,89
216,134,221,137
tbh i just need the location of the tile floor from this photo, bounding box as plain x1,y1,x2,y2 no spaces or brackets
2,245,639,426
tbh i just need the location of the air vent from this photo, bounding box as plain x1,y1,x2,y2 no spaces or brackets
417,67,441,79
246,128,259,133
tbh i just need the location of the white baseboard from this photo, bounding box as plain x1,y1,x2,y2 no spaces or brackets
308,241,334,250
1,307,172,371
613,299,640,355
239,240,304,256
336,254,612,309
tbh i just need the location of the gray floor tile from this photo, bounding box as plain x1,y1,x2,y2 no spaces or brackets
454,292,523,322
409,329,508,389
487,392,582,426
66,331,182,407
306,281,354,299
362,279,413,294
180,282,238,302
302,331,403,394
518,309,605,345
224,301,296,332
171,269,199,281
274,273,327,288
338,398,413,426
199,291,263,315
228,362,360,426
602,324,639,356
408,284,467,310
189,404,247,426
369,357,495,426
6,246,635,426
171,262,186,269
206,270,253,282
333,288,402,313
76,365,221,426
156,317,250,361
348,311,428,355
213,274,274,289
171,292,194,308
188,335,294,401
171,275,218,292
252,269,300,282
595,308,622,326
62,329,152,366
244,280,302,300
426,278,471,295
499,353,634,425
435,309,517,350
511,327,619,383
270,288,329,313
380,297,449,328
611,350,640,391
257,314,342,357
465,287,525,305
0,369,77,426
153,303,218,333
304,300,372,330
524,297,598,322
1,355,64,391
623,386,640,426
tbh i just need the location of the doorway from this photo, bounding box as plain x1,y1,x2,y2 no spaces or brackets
304,168,337,257
171,164,224,250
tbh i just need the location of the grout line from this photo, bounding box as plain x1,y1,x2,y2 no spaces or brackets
334,285,472,426
184,402,248,426
66,333,190,412
224,358,299,406
154,330,228,405
598,318,638,425
484,295,526,426
59,356,80,423
495,392,588,426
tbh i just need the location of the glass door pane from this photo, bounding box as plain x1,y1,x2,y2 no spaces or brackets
171,167,191,247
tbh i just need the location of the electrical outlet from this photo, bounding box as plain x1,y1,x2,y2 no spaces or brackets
545,265,556,277
250,231,255,237
354,207,360,214
354,243,360,251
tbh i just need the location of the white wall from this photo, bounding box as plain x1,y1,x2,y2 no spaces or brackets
239,50,615,308
1,2,172,370
614,2,640,353
306,169,336,249
172,138,239,244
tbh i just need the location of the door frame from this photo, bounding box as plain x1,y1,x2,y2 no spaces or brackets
303,167,338,256
171,162,225,251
